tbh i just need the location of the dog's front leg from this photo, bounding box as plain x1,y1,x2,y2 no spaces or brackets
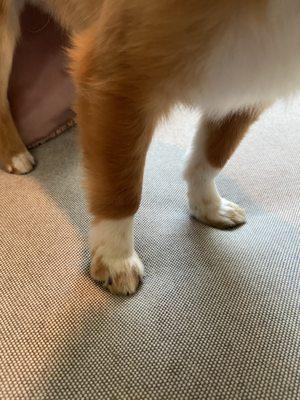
0,2,35,174
76,84,155,295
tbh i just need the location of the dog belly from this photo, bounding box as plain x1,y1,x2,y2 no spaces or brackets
197,4,300,115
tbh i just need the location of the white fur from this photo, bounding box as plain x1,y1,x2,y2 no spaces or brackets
197,2,300,116
184,3,300,224
89,217,144,278
9,152,35,174
183,119,246,227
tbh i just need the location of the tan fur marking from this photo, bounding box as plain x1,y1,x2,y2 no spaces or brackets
0,110,30,170
204,108,261,169
0,1,34,173
77,93,155,219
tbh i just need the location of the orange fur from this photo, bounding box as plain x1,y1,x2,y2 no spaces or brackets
67,1,260,220
76,83,156,220
3,0,294,294
1,0,268,186
0,111,29,172
204,108,262,169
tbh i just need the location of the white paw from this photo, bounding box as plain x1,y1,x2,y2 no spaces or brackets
6,151,35,175
90,251,144,295
190,197,246,229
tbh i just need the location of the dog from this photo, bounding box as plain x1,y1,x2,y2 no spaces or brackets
1,0,300,295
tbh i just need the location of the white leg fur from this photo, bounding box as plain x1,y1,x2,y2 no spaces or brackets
89,217,143,295
183,119,246,229
7,151,35,174
0,2,35,175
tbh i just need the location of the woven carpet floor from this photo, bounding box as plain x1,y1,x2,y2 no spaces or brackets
0,100,300,399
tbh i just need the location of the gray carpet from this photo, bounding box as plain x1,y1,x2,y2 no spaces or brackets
0,102,300,399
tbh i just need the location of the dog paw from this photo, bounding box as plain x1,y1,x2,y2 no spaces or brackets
90,251,144,295
190,198,246,229
6,151,35,175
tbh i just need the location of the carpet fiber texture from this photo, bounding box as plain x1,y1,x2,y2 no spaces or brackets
0,100,300,399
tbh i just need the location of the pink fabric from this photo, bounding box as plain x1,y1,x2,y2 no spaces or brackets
8,5,76,148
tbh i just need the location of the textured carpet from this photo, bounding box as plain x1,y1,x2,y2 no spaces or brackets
0,100,300,399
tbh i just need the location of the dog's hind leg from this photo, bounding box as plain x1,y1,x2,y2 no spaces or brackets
0,2,35,174
184,107,263,229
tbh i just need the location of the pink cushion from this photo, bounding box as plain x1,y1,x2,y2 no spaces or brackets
8,5,76,148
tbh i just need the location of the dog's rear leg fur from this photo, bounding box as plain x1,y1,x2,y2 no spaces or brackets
184,108,262,228
0,3,35,174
